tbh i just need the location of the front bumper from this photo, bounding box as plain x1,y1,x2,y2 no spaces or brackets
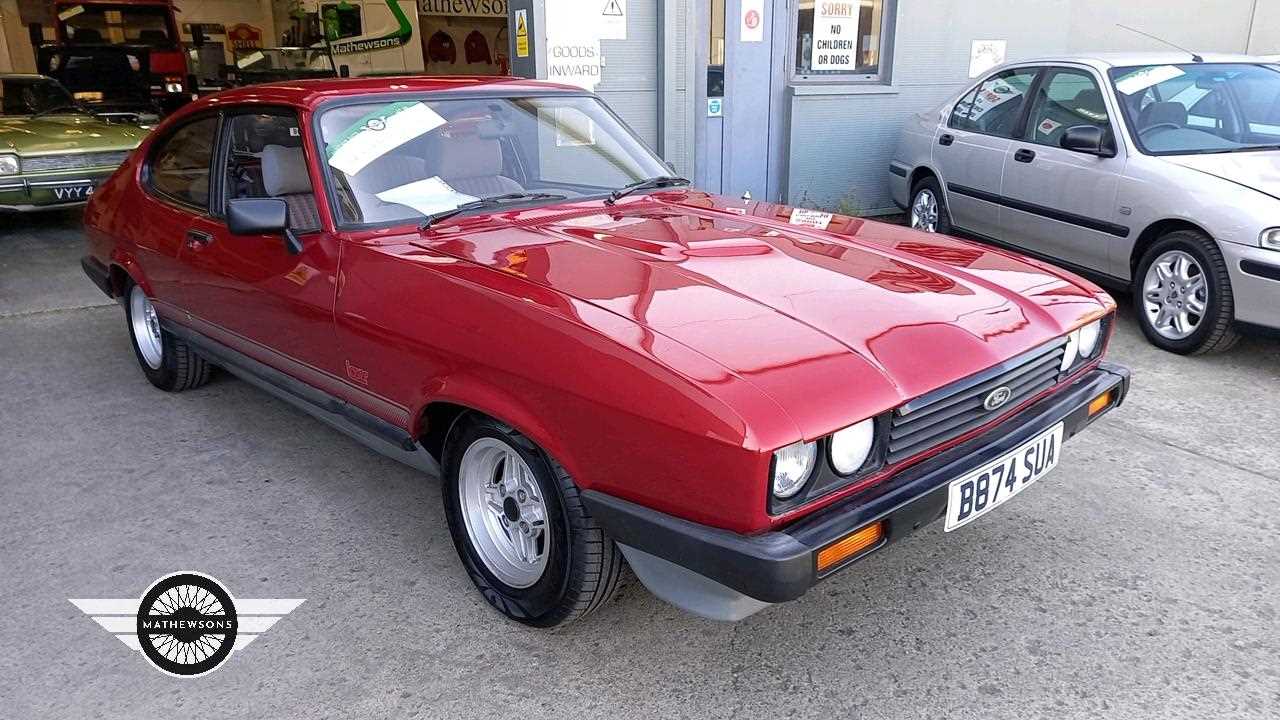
1221,242,1280,330
583,362,1131,620
0,169,114,212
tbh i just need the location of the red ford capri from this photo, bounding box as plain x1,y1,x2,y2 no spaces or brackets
81,77,1130,625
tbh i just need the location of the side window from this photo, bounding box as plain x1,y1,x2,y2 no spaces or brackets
949,86,980,129
1024,68,1111,147
321,3,363,40
224,112,320,232
149,117,219,209
949,68,1039,138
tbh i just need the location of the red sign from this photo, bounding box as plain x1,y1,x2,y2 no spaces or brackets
228,23,263,50
744,9,760,29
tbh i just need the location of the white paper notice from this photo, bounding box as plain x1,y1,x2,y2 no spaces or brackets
968,40,1007,78
741,0,764,43
812,2,857,71
236,51,266,68
545,0,603,90
375,177,478,218
598,0,627,40
790,209,834,230
58,5,85,20
327,102,445,176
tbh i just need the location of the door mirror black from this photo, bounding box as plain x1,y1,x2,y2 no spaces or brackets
1060,125,1115,157
226,198,303,254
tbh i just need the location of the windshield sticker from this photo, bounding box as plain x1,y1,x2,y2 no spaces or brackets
1114,65,1185,95
1037,118,1062,136
327,102,446,176
235,50,266,68
374,177,478,218
966,78,1022,119
57,5,85,20
554,108,596,147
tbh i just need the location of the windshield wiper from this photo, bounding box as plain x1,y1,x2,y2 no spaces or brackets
418,192,568,230
606,175,690,204
31,103,88,118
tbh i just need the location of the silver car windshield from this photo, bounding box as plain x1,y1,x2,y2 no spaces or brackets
318,95,671,226
1109,63,1280,155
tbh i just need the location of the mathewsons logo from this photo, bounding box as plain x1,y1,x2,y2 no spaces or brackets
70,572,303,677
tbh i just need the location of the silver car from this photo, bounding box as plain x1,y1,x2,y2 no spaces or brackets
889,52,1280,354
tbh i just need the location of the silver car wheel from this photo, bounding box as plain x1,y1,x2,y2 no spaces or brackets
130,285,164,370
1142,250,1207,341
458,437,549,588
910,188,939,232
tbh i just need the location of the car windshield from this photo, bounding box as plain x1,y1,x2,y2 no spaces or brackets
318,95,672,226
0,77,82,116
59,4,175,48
1109,62,1280,155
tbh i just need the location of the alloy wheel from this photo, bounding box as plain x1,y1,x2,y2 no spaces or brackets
130,285,164,370
458,437,549,588
1142,249,1208,340
910,189,939,232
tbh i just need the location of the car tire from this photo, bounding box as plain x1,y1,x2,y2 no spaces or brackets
1133,230,1240,355
909,176,952,234
125,282,213,391
442,413,626,627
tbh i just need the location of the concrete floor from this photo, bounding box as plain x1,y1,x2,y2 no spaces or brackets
1,210,1277,719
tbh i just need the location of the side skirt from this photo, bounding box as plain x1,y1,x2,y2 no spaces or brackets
162,320,441,478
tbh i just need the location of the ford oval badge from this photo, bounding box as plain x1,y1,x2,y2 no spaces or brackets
983,386,1013,412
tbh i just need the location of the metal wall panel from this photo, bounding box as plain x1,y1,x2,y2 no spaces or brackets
596,0,660,148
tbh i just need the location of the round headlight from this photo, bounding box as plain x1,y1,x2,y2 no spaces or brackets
0,154,19,176
830,418,876,475
1077,319,1102,358
772,440,817,499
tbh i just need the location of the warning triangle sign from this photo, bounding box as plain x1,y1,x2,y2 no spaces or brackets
602,0,623,17
516,12,527,36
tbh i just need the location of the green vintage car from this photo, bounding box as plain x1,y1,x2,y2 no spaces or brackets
1,74,144,212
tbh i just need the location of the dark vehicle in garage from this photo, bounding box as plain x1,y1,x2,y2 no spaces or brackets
37,44,161,127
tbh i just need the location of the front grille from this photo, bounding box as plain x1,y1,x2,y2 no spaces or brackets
23,151,130,173
887,337,1069,464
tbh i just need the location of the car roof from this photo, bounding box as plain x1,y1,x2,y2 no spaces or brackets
197,76,588,113
1010,52,1267,70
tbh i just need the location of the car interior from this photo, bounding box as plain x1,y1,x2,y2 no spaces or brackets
225,114,321,231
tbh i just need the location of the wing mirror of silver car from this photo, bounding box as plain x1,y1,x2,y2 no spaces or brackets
227,198,303,254
1060,125,1116,158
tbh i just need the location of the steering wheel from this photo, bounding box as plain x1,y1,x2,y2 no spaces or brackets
1140,123,1182,136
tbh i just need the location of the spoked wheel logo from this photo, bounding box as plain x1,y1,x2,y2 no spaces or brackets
137,573,238,677
71,572,303,678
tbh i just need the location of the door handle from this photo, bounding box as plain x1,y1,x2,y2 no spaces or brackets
185,229,213,248
1014,148,1037,163
938,133,955,146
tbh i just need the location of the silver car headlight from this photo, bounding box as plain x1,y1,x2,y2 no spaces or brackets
1060,317,1106,372
771,440,817,499
829,418,876,475
1261,228,1280,251
0,154,19,176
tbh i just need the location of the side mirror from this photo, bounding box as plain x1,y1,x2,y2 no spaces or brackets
227,198,303,254
1060,125,1115,157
